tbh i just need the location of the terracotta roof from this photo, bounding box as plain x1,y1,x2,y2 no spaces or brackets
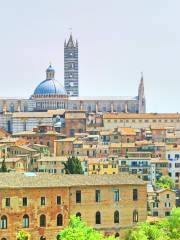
65,112,86,119
151,126,175,130
0,173,146,189
13,145,37,152
156,189,176,194
0,138,17,143
37,156,68,162
110,143,135,148
166,146,180,150
47,109,65,115
118,127,138,135
13,131,36,136
150,158,168,163
12,112,53,118
55,137,76,142
0,158,22,163
103,113,180,119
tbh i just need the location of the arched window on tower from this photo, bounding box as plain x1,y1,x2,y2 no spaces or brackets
0,215,7,229
23,214,29,228
133,210,138,223
114,211,119,223
95,211,101,224
57,214,63,226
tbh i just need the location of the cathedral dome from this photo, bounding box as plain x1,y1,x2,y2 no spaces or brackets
34,79,66,95
33,65,67,96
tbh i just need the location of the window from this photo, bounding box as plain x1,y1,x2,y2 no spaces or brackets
165,212,170,216
41,197,46,206
114,189,119,202
57,214,63,226
76,191,81,203
96,190,101,202
57,196,61,205
70,129,75,137
40,215,46,227
5,198,10,207
1,216,7,229
165,202,171,208
112,164,116,168
23,215,29,228
153,211,158,216
153,202,159,208
95,211,101,224
23,197,27,206
114,211,119,223
175,163,180,168
133,210,138,223
76,212,81,219
133,189,138,201
166,194,170,199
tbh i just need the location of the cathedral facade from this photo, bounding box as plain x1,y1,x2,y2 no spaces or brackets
0,34,146,114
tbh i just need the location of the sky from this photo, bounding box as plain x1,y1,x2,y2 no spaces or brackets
0,0,180,113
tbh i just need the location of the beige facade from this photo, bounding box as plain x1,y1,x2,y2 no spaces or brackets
103,113,180,130
149,189,176,218
0,173,147,239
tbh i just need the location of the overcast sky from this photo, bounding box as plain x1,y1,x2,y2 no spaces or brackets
0,0,180,113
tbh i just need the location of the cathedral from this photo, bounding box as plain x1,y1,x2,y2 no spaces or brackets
0,34,146,114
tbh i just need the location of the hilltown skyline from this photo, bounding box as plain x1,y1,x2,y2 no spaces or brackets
1,1,180,113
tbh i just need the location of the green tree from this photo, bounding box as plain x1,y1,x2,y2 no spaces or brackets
159,208,180,240
156,175,175,189
57,215,117,240
63,156,83,174
0,158,8,172
125,208,180,240
16,230,30,240
125,222,169,240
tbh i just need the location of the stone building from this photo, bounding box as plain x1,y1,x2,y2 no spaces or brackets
12,124,65,154
147,188,176,217
0,173,147,239
103,113,180,130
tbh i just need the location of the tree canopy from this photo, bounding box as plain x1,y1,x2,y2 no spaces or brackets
125,208,180,240
156,176,175,189
63,156,83,174
0,159,8,172
16,230,30,240
57,215,117,240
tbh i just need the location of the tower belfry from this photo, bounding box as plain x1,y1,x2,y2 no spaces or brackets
64,33,79,96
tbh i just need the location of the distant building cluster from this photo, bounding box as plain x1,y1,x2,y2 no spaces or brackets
0,34,179,240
